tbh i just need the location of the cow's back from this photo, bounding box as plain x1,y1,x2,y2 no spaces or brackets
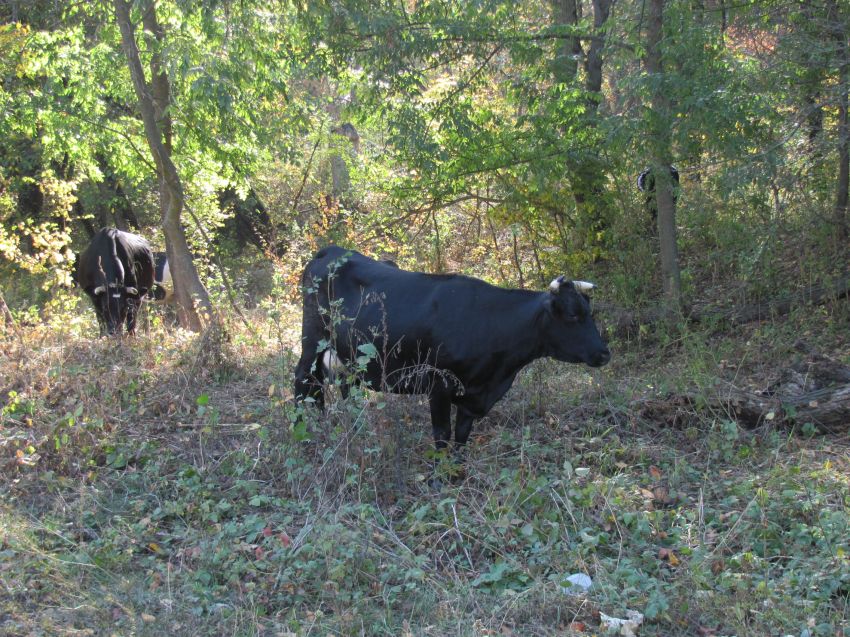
302,246,541,378
77,228,154,290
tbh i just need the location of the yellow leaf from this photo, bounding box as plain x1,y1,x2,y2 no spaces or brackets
268,384,276,397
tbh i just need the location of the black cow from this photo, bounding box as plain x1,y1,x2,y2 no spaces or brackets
149,251,173,302
637,165,680,226
294,246,610,462
76,228,154,336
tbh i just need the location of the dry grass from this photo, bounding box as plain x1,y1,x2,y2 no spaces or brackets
1,301,849,636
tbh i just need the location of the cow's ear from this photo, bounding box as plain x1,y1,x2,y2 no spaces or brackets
542,293,563,318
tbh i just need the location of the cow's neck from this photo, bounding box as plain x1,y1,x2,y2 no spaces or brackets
475,293,548,382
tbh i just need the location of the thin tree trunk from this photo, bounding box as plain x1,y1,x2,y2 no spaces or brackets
511,227,524,288
0,290,13,328
644,0,682,308
834,33,850,247
114,0,212,331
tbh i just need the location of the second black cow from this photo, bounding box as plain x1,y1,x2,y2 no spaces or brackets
149,251,173,303
294,246,610,460
76,228,154,336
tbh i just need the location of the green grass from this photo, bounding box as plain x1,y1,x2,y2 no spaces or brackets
1,305,849,636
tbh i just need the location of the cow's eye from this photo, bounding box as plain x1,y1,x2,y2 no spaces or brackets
563,313,579,324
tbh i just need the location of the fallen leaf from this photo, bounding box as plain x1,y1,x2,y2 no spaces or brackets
649,465,663,479
141,613,156,623
657,547,680,565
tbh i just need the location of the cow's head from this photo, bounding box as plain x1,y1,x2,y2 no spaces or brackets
543,276,610,368
92,282,140,335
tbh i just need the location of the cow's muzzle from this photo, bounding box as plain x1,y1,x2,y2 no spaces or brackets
589,349,611,367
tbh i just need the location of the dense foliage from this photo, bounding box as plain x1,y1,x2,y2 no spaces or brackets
1,0,847,311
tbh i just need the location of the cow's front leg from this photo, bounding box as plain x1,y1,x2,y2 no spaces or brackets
429,391,452,452
126,298,140,335
427,391,452,490
444,406,475,481
454,407,475,447
453,406,475,467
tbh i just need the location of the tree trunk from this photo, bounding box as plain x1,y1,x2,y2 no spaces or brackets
584,0,612,102
549,0,582,83
330,123,359,206
551,0,611,251
644,0,682,309
114,0,212,331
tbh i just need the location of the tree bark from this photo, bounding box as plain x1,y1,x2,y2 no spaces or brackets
114,0,212,331
644,0,682,309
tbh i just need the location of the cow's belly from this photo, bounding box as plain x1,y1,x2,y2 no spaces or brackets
363,363,461,397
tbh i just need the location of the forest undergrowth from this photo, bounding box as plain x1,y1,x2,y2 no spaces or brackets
1,299,849,637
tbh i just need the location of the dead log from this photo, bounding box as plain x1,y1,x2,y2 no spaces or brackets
641,345,850,433
599,277,850,338
642,384,850,432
